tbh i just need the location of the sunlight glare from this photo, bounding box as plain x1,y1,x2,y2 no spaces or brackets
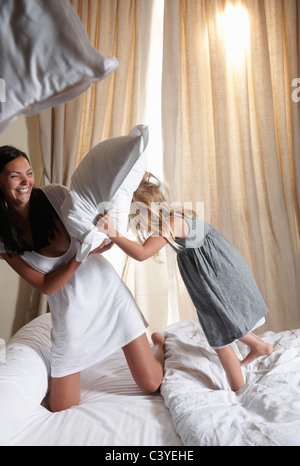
222,4,250,64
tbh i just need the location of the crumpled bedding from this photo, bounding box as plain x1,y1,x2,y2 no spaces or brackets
161,320,300,446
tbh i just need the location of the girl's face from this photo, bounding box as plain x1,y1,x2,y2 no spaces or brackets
0,156,34,210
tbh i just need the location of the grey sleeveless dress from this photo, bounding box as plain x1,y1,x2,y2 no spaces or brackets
170,216,269,348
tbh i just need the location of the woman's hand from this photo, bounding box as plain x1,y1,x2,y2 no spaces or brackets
89,239,114,255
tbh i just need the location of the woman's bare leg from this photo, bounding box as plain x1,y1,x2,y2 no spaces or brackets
48,332,165,410
122,332,165,393
48,372,81,412
239,332,273,366
215,346,245,392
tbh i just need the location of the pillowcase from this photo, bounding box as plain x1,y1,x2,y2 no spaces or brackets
61,125,149,262
0,0,119,133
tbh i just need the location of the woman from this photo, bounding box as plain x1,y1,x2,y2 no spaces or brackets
0,146,165,412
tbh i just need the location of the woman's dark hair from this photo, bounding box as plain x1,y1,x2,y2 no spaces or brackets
0,145,60,256
0,145,30,171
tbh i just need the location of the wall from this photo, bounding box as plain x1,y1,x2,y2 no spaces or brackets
0,115,43,342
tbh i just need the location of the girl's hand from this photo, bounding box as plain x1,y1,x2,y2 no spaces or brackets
96,213,115,237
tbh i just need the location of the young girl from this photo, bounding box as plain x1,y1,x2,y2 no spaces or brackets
0,147,165,412
97,172,273,392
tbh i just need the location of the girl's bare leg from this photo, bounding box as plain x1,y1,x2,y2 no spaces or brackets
239,332,273,366
48,372,81,412
122,332,165,393
215,346,245,392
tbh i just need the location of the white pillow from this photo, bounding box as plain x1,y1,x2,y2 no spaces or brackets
0,314,51,446
0,0,119,133
61,125,149,262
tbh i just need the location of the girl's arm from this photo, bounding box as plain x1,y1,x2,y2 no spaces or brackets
1,240,110,296
111,233,167,261
97,214,168,261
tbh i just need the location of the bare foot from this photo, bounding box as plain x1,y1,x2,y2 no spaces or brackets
151,332,165,347
151,332,166,374
239,334,273,366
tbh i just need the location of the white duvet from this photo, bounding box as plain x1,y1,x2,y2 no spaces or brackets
161,320,300,446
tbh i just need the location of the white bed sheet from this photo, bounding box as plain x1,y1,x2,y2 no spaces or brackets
4,314,299,447
2,314,182,446
161,320,300,446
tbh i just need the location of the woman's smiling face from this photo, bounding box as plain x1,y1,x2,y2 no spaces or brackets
0,156,34,210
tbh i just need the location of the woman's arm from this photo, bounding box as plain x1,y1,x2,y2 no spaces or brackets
97,214,168,261
2,253,81,296
1,240,111,296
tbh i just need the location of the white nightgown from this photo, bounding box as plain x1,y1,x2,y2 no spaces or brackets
0,184,148,378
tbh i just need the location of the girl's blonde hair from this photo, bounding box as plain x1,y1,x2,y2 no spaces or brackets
129,171,196,253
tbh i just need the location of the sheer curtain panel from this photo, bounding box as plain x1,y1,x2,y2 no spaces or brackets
162,0,300,332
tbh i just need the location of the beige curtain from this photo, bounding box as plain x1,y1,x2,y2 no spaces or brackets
38,99,83,187
35,0,299,334
39,0,155,182
73,0,156,163
162,0,300,332
35,0,158,319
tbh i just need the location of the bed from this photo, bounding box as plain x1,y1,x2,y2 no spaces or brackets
1,314,299,446
1,0,299,448
0,314,181,447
